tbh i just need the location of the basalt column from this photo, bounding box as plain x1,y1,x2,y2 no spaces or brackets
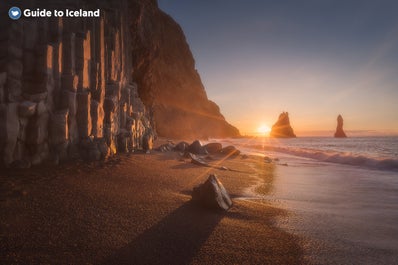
0,1,153,167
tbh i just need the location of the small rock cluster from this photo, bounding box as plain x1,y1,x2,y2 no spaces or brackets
156,140,241,157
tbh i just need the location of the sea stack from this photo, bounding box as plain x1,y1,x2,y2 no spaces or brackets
270,112,296,138
334,114,347,138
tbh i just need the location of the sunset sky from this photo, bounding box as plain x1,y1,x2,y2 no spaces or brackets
158,0,398,136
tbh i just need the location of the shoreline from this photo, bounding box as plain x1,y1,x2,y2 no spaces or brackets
271,161,398,265
0,144,304,264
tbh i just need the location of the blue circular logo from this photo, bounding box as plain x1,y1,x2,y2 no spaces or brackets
9,7,22,20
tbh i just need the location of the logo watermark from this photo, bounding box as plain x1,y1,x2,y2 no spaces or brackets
9,7,22,20
7,7,101,20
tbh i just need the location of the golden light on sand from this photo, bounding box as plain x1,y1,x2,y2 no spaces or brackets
257,124,271,135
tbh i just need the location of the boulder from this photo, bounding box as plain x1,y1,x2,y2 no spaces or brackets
204,142,222,154
156,143,174,152
270,112,296,138
187,140,208,155
173,141,189,152
189,153,209,167
192,174,232,211
334,114,347,138
220,145,240,157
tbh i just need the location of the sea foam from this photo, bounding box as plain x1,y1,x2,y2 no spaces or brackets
253,144,398,171
210,136,398,171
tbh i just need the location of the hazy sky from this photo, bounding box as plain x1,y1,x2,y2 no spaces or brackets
158,0,398,135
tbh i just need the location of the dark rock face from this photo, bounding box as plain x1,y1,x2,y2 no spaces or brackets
187,140,208,155
173,141,189,152
155,142,175,152
270,112,296,138
189,153,209,167
334,114,347,138
0,1,153,166
0,0,241,166
204,143,223,154
130,2,240,139
192,174,232,211
220,145,240,157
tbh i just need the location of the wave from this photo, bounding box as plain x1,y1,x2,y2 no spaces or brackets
246,144,398,172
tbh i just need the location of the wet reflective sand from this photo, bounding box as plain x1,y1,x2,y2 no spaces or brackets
272,161,398,264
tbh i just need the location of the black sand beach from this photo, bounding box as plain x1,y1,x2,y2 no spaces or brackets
0,147,303,264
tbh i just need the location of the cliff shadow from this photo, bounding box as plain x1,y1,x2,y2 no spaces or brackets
102,201,224,265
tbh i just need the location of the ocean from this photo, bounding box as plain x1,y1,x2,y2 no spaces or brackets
219,136,398,171
209,136,398,264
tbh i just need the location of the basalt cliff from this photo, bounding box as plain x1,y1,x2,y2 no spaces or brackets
130,1,239,139
0,0,239,167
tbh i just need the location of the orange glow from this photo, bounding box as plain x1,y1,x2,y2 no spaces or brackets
257,124,271,135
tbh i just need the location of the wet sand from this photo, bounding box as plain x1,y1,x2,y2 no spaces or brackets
0,146,303,264
268,160,398,265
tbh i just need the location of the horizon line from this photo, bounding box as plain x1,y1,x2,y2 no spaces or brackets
241,129,398,137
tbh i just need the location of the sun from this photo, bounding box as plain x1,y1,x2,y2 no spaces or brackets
257,124,271,135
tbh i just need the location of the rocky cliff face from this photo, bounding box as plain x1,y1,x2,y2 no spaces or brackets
0,1,153,167
334,114,347,138
270,112,296,138
129,1,240,139
0,0,240,167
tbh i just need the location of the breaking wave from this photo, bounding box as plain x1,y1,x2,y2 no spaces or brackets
250,144,398,172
